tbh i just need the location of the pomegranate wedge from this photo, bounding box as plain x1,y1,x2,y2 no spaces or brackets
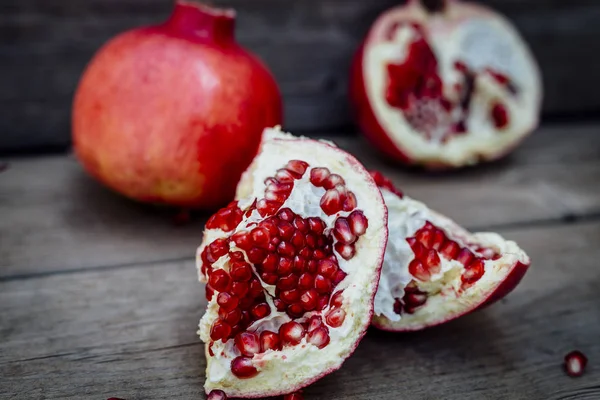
370,171,530,331
196,128,388,398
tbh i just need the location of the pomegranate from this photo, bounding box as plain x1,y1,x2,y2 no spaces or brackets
196,127,388,398
350,0,542,168
564,350,588,377
370,171,530,331
72,1,282,209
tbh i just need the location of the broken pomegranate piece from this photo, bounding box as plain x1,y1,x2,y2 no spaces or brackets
370,171,530,331
350,0,542,168
196,127,388,398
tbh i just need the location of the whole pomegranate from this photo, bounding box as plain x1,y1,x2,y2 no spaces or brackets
370,171,530,331
350,0,542,168
72,1,282,208
196,128,388,398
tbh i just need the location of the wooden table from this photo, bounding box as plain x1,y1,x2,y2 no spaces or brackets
1,125,599,400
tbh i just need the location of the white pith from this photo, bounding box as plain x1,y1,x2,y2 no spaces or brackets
363,1,542,166
373,187,530,331
196,127,388,398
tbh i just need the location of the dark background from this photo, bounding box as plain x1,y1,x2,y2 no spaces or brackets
1,0,599,153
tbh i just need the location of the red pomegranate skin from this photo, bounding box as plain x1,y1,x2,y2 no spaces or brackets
73,2,282,209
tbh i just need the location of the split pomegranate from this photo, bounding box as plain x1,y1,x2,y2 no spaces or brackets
350,0,542,168
73,1,282,209
370,171,530,331
564,350,587,377
196,128,388,398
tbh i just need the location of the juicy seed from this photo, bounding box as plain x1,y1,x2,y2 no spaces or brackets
415,229,432,248
210,320,231,341
275,168,296,182
330,291,344,308
230,356,259,379
323,174,345,190
209,270,231,292
231,232,252,250
310,167,330,187
260,330,281,352
423,249,441,274
318,259,338,279
409,259,430,281
431,229,445,250
307,315,323,332
250,227,271,248
287,303,305,317
230,282,249,297
207,389,228,400
234,332,261,357
250,302,271,319
231,262,252,282
298,273,314,290
247,247,267,264
206,201,243,232
300,289,319,311
320,188,343,215
285,160,309,178
277,208,295,222
564,350,588,377
279,321,306,346
221,308,242,326
280,289,300,304
314,274,332,294
277,257,294,276
335,242,356,260
217,292,239,312
334,217,356,244
262,253,279,272
256,199,281,217
348,210,368,235
278,241,296,258
293,217,309,233
308,217,325,235
440,241,460,259
342,191,357,211
462,259,485,284
456,248,474,266
307,326,331,349
491,102,509,129
325,308,346,327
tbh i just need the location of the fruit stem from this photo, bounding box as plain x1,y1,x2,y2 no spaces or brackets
166,1,236,42
410,0,448,14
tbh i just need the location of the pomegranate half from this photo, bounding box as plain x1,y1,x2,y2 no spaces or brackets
350,0,542,168
370,171,530,331
196,128,388,398
73,1,282,209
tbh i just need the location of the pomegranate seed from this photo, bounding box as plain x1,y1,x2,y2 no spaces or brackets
205,286,215,301
250,227,271,248
285,160,309,177
261,272,278,285
248,278,263,297
335,242,355,260
293,256,307,273
370,170,404,198
347,210,368,236
312,249,327,260
491,102,509,128
456,248,474,266
307,326,330,349
333,217,356,244
277,208,295,221
409,259,430,281
256,199,281,217
277,274,299,291
307,259,318,273
230,251,244,261
307,217,325,235
283,392,304,400
325,308,346,327
293,217,309,233
277,257,294,276
462,259,485,284
274,299,286,311
247,247,267,264
207,389,228,400
317,295,329,310
209,270,230,292
330,290,343,308
320,188,343,215
415,229,432,248
431,229,446,250
440,241,460,259
231,262,252,282
280,289,300,304
278,241,296,258
298,273,314,290
217,292,239,311
230,281,249,297
404,292,427,308
287,303,305,317
279,321,306,346
332,270,347,285
210,320,231,341
323,173,345,190
240,310,251,325
231,232,252,250
261,253,279,273
409,241,427,259
300,289,319,311
317,259,338,279
564,350,587,377
260,330,281,352
277,221,294,241
310,167,330,187
231,356,258,378
222,308,242,325
299,247,312,259
234,332,260,357
250,302,271,319
423,249,441,274
314,274,332,294
275,168,296,182
238,296,254,310
342,191,357,211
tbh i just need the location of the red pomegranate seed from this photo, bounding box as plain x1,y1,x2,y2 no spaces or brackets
247,247,267,264
342,191,357,212
279,321,306,346
404,292,427,308
298,273,314,290
256,199,281,217
230,281,249,297
250,302,271,319
306,259,318,273
280,289,300,304
347,210,368,235
210,320,232,341
440,241,460,259
431,229,446,250
409,241,427,259
278,241,296,258
293,217,309,233
209,270,231,292
564,350,587,377
456,248,474,266
330,290,344,308
283,392,304,400
277,257,294,276
222,308,242,326
317,260,337,279
231,356,259,378
323,174,345,190
320,189,343,215
491,102,509,129
207,389,228,400
299,247,312,259
423,249,441,274
332,270,347,285
261,272,278,285
314,274,332,294
234,332,261,357
325,308,346,327
291,231,305,249
217,292,239,311
307,315,323,332
262,253,279,272
277,208,295,221
285,160,309,177
231,232,252,250
277,221,294,241
250,227,271,248
307,326,330,349
335,242,355,260
300,289,319,311
293,256,307,273
277,274,299,291
312,249,327,260
307,217,325,235
415,229,432,248
408,259,430,281
275,168,296,183
317,295,329,310
260,330,281,352
310,167,330,187
462,259,485,284
287,303,305,317
230,251,244,261
333,217,356,244
370,170,404,198
205,286,215,301
230,262,252,282
274,299,286,311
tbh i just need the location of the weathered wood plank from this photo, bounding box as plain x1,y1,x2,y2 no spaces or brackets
1,221,599,399
1,124,599,277
2,0,600,150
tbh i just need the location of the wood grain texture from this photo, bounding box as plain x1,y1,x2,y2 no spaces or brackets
2,0,600,150
1,124,599,277
1,221,599,399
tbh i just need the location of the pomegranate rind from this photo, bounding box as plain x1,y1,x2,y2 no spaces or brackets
197,127,388,398
372,189,530,332
350,0,542,168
